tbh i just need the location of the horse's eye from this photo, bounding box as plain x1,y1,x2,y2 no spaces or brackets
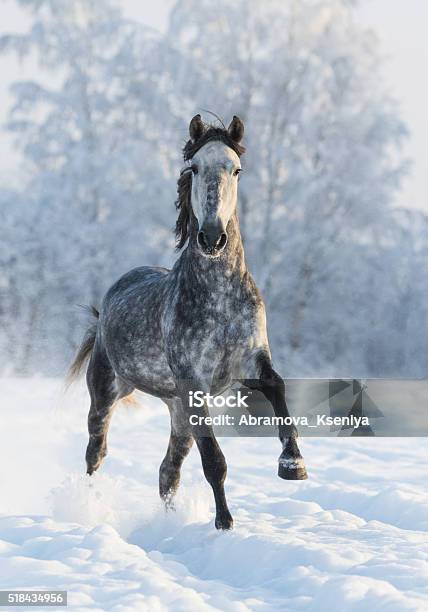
234,168,241,176
191,164,198,175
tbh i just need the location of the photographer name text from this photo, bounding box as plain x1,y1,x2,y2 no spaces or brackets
189,414,370,428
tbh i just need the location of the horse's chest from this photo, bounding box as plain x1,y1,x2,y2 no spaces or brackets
194,291,251,336
170,294,256,379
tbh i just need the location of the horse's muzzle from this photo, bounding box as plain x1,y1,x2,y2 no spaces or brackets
197,223,228,256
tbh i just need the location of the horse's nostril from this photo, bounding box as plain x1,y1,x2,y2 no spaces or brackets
198,228,227,253
198,231,208,249
216,233,228,250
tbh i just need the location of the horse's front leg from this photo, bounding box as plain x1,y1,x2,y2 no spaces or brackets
244,350,307,480
179,382,233,530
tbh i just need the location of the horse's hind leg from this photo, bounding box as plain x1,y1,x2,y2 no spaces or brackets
86,345,132,475
159,399,193,506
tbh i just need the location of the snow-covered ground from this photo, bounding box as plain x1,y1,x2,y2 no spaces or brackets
1,378,428,611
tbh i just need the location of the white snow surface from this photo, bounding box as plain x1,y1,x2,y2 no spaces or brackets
0,378,428,611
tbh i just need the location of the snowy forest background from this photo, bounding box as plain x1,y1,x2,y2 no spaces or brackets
0,0,427,377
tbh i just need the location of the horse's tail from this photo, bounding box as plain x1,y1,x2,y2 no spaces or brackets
67,305,99,384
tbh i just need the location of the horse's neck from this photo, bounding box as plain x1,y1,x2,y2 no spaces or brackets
182,214,247,287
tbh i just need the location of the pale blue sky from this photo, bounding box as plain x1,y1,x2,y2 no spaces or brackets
0,0,426,210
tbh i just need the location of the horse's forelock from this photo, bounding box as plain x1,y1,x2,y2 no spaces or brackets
183,125,246,161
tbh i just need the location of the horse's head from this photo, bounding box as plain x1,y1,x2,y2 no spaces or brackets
175,114,245,257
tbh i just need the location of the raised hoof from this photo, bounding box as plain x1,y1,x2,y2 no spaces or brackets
278,454,308,480
215,513,234,530
278,464,308,480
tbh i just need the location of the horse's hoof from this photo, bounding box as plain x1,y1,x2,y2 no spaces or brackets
278,455,308,480
86,438,106,476
215,513,234,530
160,492,176,511
86,463,99,476
86,455,104,475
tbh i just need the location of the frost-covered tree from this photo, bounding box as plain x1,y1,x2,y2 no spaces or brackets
168,0,408,375
1,0,425,377
0,0,195,371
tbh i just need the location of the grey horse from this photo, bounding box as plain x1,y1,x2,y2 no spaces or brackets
69,114,307,530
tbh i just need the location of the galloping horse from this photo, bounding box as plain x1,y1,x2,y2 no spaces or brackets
69,114,307,530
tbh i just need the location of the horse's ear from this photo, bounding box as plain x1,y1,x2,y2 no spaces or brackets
228,115,244,143
189,114,205,142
